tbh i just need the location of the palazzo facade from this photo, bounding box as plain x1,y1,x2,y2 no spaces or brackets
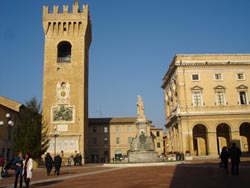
162,54,250,157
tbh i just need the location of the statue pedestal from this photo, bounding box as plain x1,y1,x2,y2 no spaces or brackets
128,150,161,163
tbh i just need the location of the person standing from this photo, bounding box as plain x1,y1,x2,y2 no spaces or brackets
23,153,33,188
54,154,62,175
229,143,242,175
45,153,53,176
0,154,4,179
13,152,23,188
220,146,229,173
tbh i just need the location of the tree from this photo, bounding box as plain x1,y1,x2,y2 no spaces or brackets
13,97,49,159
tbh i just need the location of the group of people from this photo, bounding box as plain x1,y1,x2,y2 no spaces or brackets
12,151,33,188
66,153,82,166
220,143,242,175
45,153,62,176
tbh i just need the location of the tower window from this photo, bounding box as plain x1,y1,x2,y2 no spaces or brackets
57,41,72,63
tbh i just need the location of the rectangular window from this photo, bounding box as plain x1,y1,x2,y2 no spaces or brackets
157,142,161,148
116,137,120,144
128,126,132,132
192,74,199,81
93,137,97,144
214,73,222,81
237,73,245,80
116,126,120,133
128,137,133,143
156,131,160,137
216,91,225,105
239,91,247,105
193,91,202,106
104,127,108,133
104,137,108,145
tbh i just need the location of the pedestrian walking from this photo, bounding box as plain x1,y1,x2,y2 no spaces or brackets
23,153,33,188
229,143,242,175
219,146,229,173
54,154,62,175
13,152,23,188
45,153,53,176
67,155,73,166
0,154,4,179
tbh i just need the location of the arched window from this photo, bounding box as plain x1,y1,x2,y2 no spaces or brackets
57,41,72,63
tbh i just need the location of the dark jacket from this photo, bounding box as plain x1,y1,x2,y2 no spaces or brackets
45,154,54,168
220,147,229,162
54,155,62,168
229,146,241,163
12,156,23,175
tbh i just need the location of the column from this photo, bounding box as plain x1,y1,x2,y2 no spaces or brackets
207,131,218,156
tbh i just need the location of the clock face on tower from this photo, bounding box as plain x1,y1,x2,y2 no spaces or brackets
56,81,70,104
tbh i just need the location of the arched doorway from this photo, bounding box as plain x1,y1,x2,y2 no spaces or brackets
193,124,208,156
114,150,122,161
240,122,250,153
216,123,231,154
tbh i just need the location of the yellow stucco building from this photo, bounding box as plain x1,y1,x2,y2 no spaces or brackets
162,54,250,158
88,118,164,163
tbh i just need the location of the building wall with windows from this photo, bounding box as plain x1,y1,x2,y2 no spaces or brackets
88,117,163,163
150,126,164,155
162,54,250,157
0,96,22,161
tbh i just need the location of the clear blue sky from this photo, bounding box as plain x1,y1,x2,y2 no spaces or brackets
1,0,250,128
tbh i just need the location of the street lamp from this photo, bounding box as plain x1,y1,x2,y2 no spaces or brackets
49,126,59,158
0,113,14,161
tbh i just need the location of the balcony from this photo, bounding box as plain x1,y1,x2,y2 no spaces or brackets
178,104,250,115
57,56,71,63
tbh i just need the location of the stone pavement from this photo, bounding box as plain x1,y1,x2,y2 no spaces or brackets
1,158,250,188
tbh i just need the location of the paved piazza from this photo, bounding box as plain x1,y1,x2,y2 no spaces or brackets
1,158,250,188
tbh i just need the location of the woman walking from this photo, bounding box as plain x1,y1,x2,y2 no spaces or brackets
220,146,229,174
23,153,33,188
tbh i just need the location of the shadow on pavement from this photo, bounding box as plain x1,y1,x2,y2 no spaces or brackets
32,180,63,187
170,161,250,188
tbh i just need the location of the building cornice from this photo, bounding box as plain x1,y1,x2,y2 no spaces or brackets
161,54,250,88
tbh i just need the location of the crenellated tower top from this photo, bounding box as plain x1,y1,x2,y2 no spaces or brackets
43,0,87,15
42,0,91,38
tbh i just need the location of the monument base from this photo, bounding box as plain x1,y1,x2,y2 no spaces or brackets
128,150,162,163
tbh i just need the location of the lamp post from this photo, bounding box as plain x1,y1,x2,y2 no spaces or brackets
49,126,59,158
0,113,14,161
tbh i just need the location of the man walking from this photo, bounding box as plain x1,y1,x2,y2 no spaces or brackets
229,143,242,175
54,154,62,175
13,152,23,188
45,153,53,176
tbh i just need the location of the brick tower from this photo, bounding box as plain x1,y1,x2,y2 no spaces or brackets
42,0,91,163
